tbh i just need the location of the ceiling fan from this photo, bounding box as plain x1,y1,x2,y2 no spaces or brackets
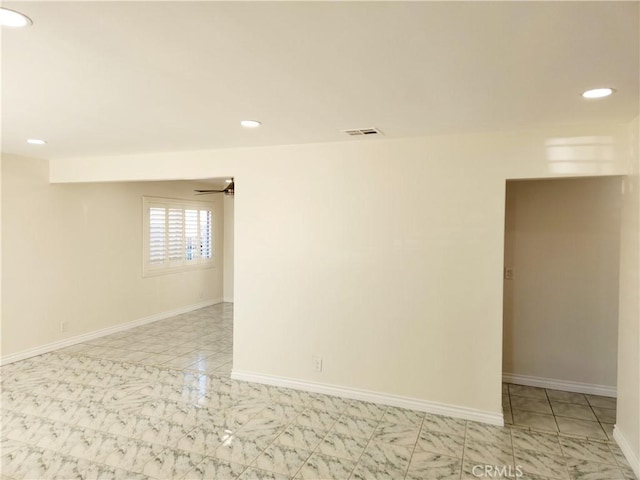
195,178,234,196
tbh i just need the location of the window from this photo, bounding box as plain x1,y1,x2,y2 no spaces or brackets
143,197,214,276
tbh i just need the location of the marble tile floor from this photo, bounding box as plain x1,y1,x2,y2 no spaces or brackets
503,383,618,443
1,303,636,479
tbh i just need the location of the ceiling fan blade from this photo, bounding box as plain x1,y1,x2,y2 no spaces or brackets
194,178,234,196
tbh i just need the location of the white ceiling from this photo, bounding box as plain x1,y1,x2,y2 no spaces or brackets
2,1,638,160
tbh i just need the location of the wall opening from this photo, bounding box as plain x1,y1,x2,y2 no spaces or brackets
223,193,235,304
502,176,622,439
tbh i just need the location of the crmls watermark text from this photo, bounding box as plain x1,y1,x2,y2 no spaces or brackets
472,465,524,478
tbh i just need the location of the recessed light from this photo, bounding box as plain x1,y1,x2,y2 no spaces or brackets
582,88,615,99
26,139,47,145
0,8,32,27
240,120,261,128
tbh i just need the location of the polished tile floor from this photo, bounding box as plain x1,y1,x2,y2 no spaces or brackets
1,304,637,479
503,383,617,442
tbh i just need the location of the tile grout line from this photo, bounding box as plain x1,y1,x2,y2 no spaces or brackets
288,401,351,480
545,387,563,437
401,413,425,480
343,406,389,480
459,419,469,480
544,388,571,480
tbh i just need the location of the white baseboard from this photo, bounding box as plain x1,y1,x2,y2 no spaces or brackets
232,369,503,426
0,298,223,366
613,426,640,479
503,373,616,398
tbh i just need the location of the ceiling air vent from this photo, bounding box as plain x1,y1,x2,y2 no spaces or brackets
343,128,383,137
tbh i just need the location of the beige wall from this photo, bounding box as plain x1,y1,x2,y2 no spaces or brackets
0,155,3,350
47,123,631,417
1,154,224,357
615,116,640,473
503,177,622,388
223,195,234,302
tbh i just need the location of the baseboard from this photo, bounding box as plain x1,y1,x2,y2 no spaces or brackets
231,369,503,426
0,298,223,366
503,373,616,398
613,426,640,479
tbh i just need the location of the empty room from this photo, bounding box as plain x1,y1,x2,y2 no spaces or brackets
1,2,639,480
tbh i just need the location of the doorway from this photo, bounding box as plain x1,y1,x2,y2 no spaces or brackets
502,176,622,439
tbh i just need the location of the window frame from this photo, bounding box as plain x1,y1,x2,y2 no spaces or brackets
142,196,215,277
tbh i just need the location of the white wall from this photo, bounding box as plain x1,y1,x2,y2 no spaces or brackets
503,177,622,390
1,154,224,358
615,116,640,476
223,195,234,302
47,123,631,419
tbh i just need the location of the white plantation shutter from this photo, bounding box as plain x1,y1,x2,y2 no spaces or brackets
168,208,184,262
200,210,212,259
184,209,199,261
149,207,166,265
143,197,214,276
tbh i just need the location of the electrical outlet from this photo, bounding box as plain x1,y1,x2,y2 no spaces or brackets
504,267,514,280
60,321,69,333
313,356,323,372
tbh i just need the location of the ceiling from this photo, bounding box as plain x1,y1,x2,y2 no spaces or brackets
2,1,638,160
